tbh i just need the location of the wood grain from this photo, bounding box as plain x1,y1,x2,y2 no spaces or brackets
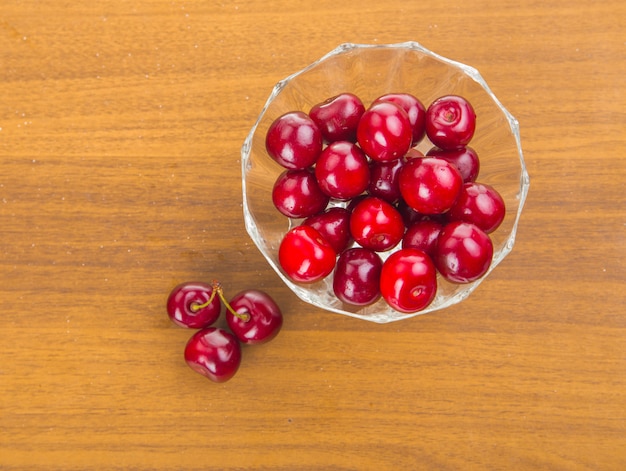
1,0,624,469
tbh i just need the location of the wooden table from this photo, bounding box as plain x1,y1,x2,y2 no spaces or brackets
1,1,624,469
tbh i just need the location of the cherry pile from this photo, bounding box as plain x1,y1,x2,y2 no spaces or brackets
167,280,282,382
266,92,506,314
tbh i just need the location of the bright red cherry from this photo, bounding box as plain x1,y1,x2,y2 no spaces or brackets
350,196,404,252
184,327,241,383
333,247,383,306
379,248,437,313
398,157,463,214
435,221,493,283
425,95,476,150
373,93,427,145
272,168,329,218
315,141,370,200
303,207,353,254
309,93,365,143
357,101,413,162
225,289,283,345
278,225,336,283
447,182,506,233
367,158,404,204
166,281,221,329
402,220,444,258
265,111,323,169
426,146,480,183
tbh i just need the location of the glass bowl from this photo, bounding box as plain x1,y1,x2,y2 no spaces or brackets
241,41,529,323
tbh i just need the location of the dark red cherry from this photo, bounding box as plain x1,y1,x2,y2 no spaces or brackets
265,111,323,169
184,327,241,383
167,281,221,329
333,248,383,306
272,168,329,218
379,248,437,313
315,141,370,200
278,225,336,283
350,196,404,252
303,207,353,254
309,93,365,143
357,101,413,162
226,289,283,345
402,220,444,258
447,181,506,233
426,146,480,183
398,157,463,214
373,93,427,145
425,95,476,150
396,199,449,229
367,158,404,204
435,221,493,283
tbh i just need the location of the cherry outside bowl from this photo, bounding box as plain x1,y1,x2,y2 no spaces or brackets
241,42,530,323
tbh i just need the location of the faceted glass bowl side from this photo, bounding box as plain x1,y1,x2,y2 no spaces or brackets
241,42,530,323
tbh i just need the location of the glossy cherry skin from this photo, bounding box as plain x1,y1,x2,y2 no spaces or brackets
402,220,444,258
350,196,405,252
426,146,480,183
184,327,241,383
435,221,493,283
226,290,283,345
303,207,352,254
333,248,383,306
309,93,365,143
279,225,336,283
167,281,221,329
272,168,329,218
315,141,370,200
447,182,506,233
425,95,476,150
379,248,437,313
398,157,463,214
373,93,427,145
357,101,413,162
265,111,323,169
367,158,403,204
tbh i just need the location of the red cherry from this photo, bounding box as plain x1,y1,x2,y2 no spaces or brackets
435,221,493,283
402,220,444,258
357,101,413,162
226,289,283,345
398,157,463,214
184,327,241,383
272,168,329,218
367,157,404,204
447,182,506,233
265,111,323,169
350,196,404,252
166,281,221,329
279,225,336,283
426,146,480,183
379,248,437,313
333,247,383,306
315,141,370,200
303,207,353,254
373,93,427,145
309,92,365,143
425,95,476,150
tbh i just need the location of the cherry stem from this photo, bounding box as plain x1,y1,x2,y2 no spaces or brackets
190,280,250,322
